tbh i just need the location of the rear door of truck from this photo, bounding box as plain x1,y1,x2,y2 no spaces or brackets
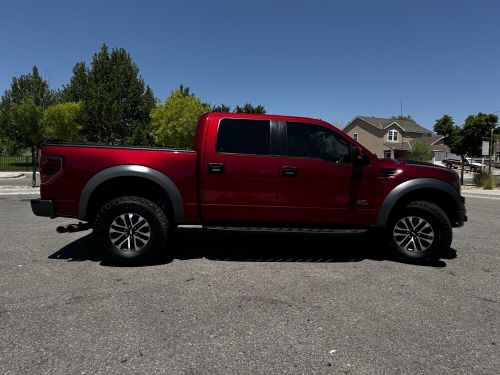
199,116,280,224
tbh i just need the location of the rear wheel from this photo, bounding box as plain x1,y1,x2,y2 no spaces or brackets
93,196,169,265
387,201,452,262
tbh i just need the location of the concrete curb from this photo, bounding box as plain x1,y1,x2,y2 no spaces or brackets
462,194,500,200
0,187,40,195
462,187,500,196
0,172,26,179
0,191,40,196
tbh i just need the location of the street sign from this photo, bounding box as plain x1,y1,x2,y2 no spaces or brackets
482,141,489,156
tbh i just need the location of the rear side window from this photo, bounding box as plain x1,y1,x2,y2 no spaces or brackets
286,122,351,163
216,119,270,155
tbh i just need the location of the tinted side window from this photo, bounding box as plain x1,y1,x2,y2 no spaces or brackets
216,119,270,155
286,122,351,163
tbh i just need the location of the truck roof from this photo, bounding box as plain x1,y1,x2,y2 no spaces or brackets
205,112,329,125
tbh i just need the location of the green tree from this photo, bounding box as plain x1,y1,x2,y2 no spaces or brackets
433,115,455,139
0,66,57,152
11,101,44,186
63,44,155,145
392,115,414,121
63,62,88,102
234,103,266,114
211,103,266,113
211,104,232,112
461,113,498,157
410,140,433,162
151,87,210,148
177,84,192,97
434,115,470,184
41,102,81,142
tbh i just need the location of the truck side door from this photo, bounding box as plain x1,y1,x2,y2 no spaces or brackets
199,117,280,224
276,121,354,225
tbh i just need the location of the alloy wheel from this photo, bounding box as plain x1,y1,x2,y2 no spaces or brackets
109,213,151,251
393,216,435,252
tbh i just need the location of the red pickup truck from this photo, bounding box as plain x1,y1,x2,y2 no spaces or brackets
31,112,466,264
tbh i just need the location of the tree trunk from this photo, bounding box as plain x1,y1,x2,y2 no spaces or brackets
31,144,37,187
460,156,465,186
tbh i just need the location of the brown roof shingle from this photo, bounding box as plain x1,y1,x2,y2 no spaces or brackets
383,142,412,151
409,135,450,152
357,116,431,134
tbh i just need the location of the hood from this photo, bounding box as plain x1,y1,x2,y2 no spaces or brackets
378,158,459,184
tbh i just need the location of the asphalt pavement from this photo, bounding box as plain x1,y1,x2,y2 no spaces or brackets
0,194,498,374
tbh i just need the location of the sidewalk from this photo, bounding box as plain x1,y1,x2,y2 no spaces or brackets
0,171,40,189
0,185,40,195
461,187,500,199
0,172,40,194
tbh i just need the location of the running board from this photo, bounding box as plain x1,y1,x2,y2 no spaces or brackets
204,226,368,235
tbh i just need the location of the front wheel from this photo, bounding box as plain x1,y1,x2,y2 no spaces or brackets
93,196,169,265
387,201,452,262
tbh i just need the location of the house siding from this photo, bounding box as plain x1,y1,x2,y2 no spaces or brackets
344,118,387,157
343,117,433,158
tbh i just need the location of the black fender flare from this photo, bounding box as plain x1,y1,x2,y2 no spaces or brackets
78,165,184,223
376,178,462,227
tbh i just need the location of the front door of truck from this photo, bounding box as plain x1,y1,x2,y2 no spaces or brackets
276,121,354,225
200,117,280,224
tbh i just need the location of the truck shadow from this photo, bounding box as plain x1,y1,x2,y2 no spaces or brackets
48,228,457,268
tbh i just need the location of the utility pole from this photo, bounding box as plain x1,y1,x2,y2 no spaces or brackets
400,99,403,159
489,127,493,175
490,110,499,175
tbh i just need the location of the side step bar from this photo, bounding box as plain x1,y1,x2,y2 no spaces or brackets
203,226,368,235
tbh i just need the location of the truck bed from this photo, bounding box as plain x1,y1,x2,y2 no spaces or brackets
39,143,199,220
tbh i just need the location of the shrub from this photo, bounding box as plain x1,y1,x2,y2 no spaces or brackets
474,172,495,189
483,174,495,190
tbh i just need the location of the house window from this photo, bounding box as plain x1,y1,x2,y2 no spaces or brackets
353,133,359,141
387,129,398,142
384,150,392,158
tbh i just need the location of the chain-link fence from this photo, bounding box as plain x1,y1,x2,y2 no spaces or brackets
0,156,36,172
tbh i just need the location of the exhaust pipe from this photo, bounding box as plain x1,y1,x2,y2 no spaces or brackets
56,222,90,233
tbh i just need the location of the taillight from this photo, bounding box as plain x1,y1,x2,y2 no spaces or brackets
40,154,63,184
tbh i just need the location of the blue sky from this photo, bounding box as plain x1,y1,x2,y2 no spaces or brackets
1,0,499,129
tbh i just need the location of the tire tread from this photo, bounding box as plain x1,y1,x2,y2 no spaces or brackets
387,200,452,262
93,196,169,265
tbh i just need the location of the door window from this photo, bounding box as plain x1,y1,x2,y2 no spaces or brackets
286,122,351,163
216,119,270,155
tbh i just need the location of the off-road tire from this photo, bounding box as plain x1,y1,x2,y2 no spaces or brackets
386,201,452,262
93,196,169,265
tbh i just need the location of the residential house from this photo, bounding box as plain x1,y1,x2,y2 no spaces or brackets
343,116,451,164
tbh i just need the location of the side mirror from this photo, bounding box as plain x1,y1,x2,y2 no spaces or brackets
353,146,369,166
